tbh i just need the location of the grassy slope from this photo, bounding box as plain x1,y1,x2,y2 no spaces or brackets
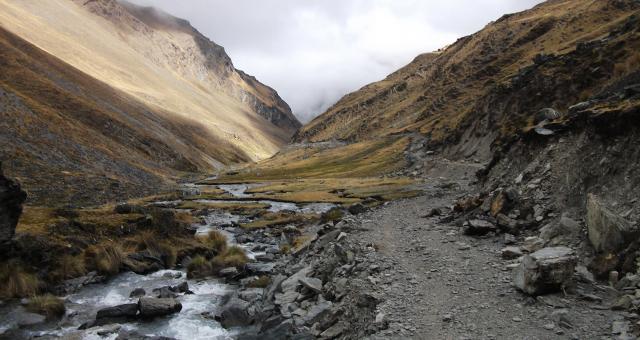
296,0,640,150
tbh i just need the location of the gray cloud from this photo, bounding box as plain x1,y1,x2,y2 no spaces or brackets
127,0,544,122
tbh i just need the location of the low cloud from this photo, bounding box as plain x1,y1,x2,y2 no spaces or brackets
127,0,543,122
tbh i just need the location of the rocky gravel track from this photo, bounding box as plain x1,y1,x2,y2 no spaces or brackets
346,180,627,340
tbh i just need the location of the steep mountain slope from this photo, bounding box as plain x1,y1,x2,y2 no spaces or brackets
0,0,300,205
296,0,640,159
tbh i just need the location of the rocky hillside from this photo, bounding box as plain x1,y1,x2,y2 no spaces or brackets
0,0,300,205
296,0,640,159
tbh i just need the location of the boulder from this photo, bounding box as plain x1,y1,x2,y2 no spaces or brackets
0,163,27,244
540,215,581,244
138,298,182,318
96,303,139,323
490,188,518,217
299,277,323,294
501,246,523,260
347,203,367,215
215,296,253,328
586,194,639,253
152,286,178,299
170,282,189,293
513,247,577,295
219,267,239,277
246,262,275,275
463,219,497,236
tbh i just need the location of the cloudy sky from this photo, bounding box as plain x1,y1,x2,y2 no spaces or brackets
128,0,543,122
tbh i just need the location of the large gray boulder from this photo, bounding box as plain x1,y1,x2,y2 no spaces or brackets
94,303,139,326
138,298,182,318
0,163,27,244
513,247,577,295
586,194,638,253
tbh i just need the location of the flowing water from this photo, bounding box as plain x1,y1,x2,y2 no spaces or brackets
0,182,337,339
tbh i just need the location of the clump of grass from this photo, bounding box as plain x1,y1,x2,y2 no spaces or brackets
321,207,344,223
211,246,249,271
0,261,40,298
187,255,211,279
84,243,124,275
292,236,313,251
136,231,178,268
280,244,291,254
26,294,66,319
49,255,86,282
247,275,271,288
198,230,228,254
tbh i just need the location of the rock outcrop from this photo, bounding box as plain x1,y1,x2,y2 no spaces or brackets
586,194,638,253
0,162,26,244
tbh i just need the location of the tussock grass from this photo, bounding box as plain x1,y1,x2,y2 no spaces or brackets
0,261,40,298
198,230,228,254
49,255,86,282
84,243,124,275
211,246,249,271
187,255,211,279
133,231,177,268
26,294,66,319
247,275,271,288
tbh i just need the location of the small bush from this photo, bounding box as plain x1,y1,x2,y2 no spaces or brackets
247,275,271,288
0,261,40,298
187,255,211,279
321,207,344,222
84,243,124,275
49,255,86,282
26,294,66,319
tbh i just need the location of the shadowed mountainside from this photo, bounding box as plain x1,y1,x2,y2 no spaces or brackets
0,0,300,205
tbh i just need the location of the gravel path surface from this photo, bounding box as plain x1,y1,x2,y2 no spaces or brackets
345,180,626,340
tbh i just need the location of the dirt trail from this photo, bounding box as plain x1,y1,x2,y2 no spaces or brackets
346,175,625,339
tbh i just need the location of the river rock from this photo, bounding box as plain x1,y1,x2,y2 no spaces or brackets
0,162,27,244
215,296,253,328
130,288,146,298
586,194,639,253
153,286,178,299
138,298,182,318
171,282,189,293
246,262,275,275
513,247,577,295
93,303,139,326
219,267,239,277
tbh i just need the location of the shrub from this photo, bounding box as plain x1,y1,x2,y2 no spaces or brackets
321,207,344,222
247,276,271,288
26,294,66,319
49,255,86,282
187,255,211,279
280,244,291,254
0,261,40,298
84,243,124,275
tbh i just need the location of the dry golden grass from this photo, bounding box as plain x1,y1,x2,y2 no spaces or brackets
240,212,319,229
198,230,228,254
84,243,125,275
211,246,249,270
246,276,271,288
48,255,86,283
187,255,211,279
0,261,40,298
26,294,66,319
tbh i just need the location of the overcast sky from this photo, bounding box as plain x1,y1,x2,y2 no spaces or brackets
128,0,544,122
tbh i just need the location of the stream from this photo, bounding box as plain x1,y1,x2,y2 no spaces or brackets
0,183,337,340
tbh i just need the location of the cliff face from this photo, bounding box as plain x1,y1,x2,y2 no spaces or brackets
0,0,300,205
0,163,26,244
296,0,640,159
